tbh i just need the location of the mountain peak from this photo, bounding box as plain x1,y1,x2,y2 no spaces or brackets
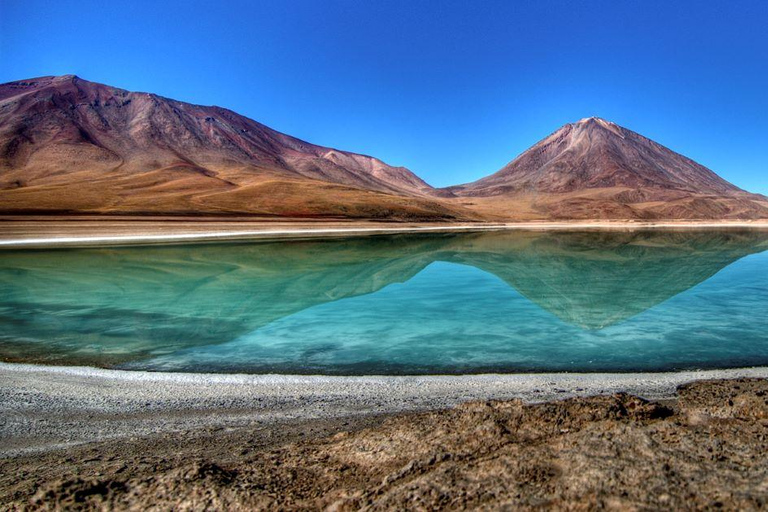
448,117,759,218
573,116,618,129
576,116,605,124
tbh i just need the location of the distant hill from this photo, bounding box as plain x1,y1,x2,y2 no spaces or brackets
446,117,768,219
1,76,765,220
0,75,466,220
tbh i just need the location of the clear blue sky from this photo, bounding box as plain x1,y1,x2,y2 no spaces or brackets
1,0,766,192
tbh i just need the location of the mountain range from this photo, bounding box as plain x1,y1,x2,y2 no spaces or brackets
1,75,766,220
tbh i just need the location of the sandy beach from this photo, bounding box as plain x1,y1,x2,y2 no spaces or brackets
2,363,768,508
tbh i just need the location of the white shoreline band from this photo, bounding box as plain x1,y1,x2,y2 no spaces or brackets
2,222,768,247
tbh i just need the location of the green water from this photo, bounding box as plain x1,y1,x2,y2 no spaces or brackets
1,230,767,374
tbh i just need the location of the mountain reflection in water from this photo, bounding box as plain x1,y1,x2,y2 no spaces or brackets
1,229,767,373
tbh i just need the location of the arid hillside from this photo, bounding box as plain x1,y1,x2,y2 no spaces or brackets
0,76,468,220
1,76,766,220
448,117,768,220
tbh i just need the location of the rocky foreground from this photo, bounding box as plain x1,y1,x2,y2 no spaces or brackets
2,378,767,510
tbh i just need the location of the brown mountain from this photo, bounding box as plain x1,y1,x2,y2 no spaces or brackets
448,117,768,220
1,76,765,221
0,75,467,220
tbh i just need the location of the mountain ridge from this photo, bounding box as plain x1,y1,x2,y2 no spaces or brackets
0,75,440,196
0,75,468,220
1,75,766,220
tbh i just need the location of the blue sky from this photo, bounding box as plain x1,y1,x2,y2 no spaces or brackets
1,0,766,192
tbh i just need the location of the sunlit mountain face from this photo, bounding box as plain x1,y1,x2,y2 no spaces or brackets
3,77,768,221
1,230,767,374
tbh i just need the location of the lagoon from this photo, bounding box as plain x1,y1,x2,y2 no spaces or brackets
1,230,767,374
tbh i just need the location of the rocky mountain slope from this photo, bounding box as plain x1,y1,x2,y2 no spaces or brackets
1,76,765,220
0,75,465,219
448,117,768,219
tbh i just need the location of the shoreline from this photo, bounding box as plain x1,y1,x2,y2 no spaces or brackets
3,362,768,457
2,219,768,248
4,363,768,508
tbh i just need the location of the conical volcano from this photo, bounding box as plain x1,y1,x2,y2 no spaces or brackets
448,117,768,219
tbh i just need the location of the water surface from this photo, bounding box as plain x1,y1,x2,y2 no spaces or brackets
1,230,767,374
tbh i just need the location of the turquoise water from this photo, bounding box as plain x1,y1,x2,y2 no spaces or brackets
1,230,767,374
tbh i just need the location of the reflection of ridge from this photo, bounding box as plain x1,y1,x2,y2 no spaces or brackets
0,230,767,366
0,236,443,365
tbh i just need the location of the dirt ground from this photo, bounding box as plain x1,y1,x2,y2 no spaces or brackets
1,378,767,510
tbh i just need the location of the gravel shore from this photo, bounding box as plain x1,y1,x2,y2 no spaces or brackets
3,362,768,457
2,364,768,509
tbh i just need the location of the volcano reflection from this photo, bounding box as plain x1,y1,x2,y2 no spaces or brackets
1,229,767,372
